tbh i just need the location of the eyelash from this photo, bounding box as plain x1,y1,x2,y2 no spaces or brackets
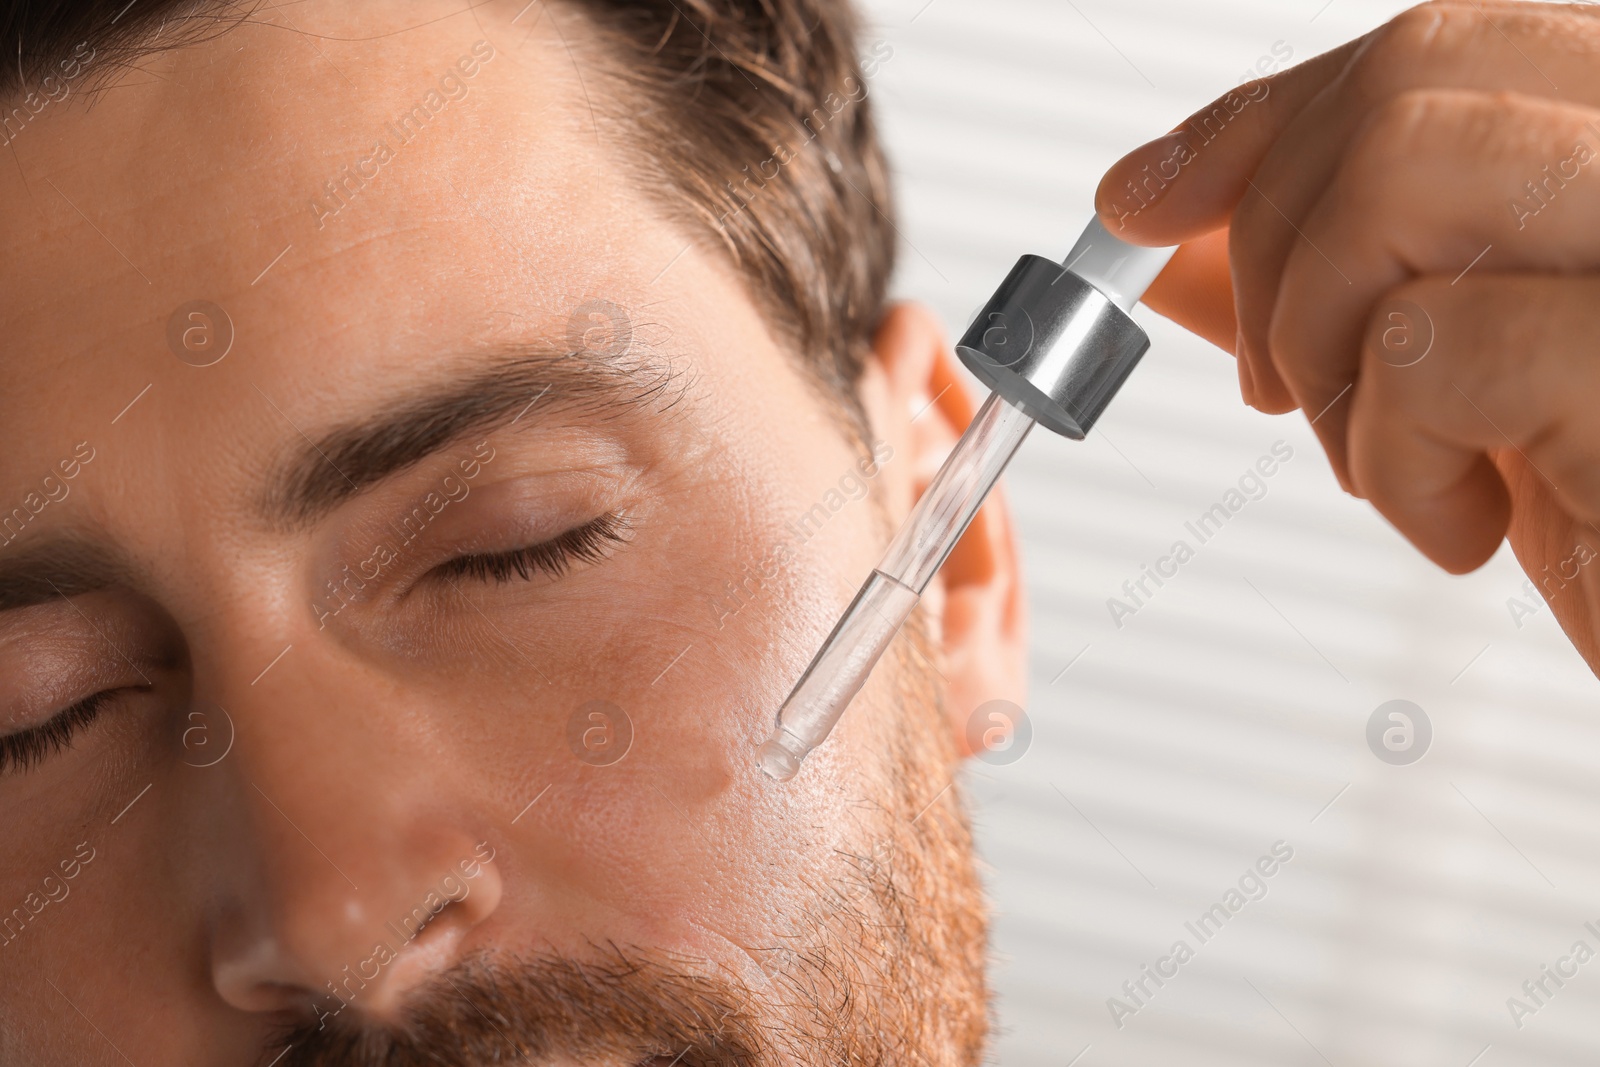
0,689,118,777
0,519,630,772
430,512,631,585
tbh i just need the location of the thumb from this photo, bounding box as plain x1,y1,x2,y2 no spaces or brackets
1142,227,1237,354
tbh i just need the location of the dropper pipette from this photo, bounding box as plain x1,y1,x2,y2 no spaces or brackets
758,216,1178,782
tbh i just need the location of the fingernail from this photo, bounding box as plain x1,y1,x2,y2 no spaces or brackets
1236,329,1256,406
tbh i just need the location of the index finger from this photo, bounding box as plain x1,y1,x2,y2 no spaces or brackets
1094,33,1372,246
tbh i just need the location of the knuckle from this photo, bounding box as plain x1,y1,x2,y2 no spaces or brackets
1337,88,1514,228
1363,90,1444,153
1348,3,1468,103
1386,275,1446,311
1342,90,1449,197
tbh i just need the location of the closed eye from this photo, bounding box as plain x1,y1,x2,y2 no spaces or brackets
0,689,122,777
430,512,631,585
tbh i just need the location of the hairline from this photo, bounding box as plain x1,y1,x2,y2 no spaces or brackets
1,0,883,453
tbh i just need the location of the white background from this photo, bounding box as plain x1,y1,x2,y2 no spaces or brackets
853,1,1600,1063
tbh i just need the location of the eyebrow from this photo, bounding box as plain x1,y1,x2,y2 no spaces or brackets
261,341,687,532
0,541,133,613
0,341,684,614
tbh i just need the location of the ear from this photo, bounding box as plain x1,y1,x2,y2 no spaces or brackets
855,302,1029,759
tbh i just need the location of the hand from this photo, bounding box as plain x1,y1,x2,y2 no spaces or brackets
1095,0,1600,670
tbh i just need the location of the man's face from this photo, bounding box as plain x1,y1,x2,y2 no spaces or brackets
0,2,1019,1064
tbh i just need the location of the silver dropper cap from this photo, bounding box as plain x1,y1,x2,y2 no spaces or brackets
955,217,1177,440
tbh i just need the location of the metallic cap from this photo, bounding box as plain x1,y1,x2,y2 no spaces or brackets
955,254,1152,440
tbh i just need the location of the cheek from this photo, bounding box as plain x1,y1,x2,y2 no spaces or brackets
465,476,887,963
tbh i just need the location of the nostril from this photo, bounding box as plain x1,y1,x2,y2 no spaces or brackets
343,898,480,1017
209,842,504,1025
334,864,505,1018
212,935,324,1016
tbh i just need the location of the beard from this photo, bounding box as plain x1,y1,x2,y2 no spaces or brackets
266,617,989,1067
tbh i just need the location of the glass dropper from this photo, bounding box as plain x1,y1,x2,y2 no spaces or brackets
757,391,1035,781
757,215,1177,783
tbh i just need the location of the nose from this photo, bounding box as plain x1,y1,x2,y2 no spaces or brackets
201,640,505,1023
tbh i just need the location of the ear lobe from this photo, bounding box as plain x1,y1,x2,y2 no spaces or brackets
863,302,1029,760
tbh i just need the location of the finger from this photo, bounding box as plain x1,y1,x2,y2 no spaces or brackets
1347,274,1600,574
1274,89,1600,487
1235,3,1600,417
1141,227,1237,354
1094,0,1559,243
1095,35,1369,245
1496,450,1600,665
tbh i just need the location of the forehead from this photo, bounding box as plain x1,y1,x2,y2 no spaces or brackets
0,1,773,490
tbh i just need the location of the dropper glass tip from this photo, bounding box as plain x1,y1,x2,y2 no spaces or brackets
757,739,802,781
756,394,1035,784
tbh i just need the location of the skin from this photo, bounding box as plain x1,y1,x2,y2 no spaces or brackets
1098,0,1600,671
0,2,1026,1064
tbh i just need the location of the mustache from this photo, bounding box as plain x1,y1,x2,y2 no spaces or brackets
264,947,762,1067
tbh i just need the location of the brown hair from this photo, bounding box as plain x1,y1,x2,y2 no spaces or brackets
574,0,895,402
1,0,897,418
